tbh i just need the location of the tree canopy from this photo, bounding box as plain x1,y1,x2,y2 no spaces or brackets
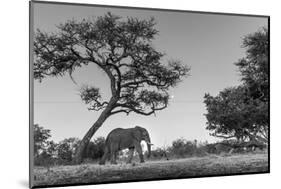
235,27,268,102
34,12,189,116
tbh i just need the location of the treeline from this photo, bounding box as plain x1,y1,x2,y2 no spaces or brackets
34,124,267,167
34,124,105,166
147,138,267,160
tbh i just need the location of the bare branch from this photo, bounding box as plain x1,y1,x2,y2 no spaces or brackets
115,102,167,116
110,109,131,116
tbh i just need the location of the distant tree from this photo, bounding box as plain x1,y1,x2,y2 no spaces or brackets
34,12,190,163
204,27,268,143
34,124,51,157
57,143,72,163
34,151,53,167
170,138,196,157
57,138,80,163
45,140,58,158
34,124,58,166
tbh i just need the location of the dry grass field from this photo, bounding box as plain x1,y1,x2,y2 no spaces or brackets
33,152,268,187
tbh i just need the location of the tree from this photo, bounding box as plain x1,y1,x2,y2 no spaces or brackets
204,27,268,143
34,13,190,163
170,138,196,157
204,86,266,141
57,138,80,163
235,27,268,102
57,143,72,163
34,124,58,166
34,124,51,157
235,27,268,141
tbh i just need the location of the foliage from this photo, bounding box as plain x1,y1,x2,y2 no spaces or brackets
204,86,267,141
34,124,58,166
34,151,53,167
34,12,189,116
235,27,269,102
34,124,51,157
56,138,80,163
83,137,105,160
204,27,268,143
149,147,169,160
33,125,267,166
169,138,198,157
34,127,106,165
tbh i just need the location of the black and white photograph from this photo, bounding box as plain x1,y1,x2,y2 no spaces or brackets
30,1,269,188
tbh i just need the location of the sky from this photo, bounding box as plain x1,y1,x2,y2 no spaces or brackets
32,2,268,148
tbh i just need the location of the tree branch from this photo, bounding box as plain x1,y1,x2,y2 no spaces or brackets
122,79,168,89
211,133,236,139
110,109,131,116
115,102,167,116
87,101,109,111
105,62,122,92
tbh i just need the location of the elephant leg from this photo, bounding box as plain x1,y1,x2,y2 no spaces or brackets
127,148,134,164
110,143,118,164
135,143,144,163
111,152,117,164
110,152,117,164
99,146,109,165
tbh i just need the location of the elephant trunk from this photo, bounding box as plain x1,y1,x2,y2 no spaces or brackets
145,135,152,158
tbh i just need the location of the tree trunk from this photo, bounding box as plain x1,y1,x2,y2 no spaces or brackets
73,97,117,164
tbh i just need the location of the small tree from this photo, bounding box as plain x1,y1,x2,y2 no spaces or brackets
57,138,80,163
57,143,72,163
34,124,58,166
170,138,196,157
34,13,190,163
34,124,51,157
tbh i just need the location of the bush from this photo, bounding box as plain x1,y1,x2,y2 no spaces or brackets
150,147,169,160
56,138,80,164
34,151,53,166
170,138,197,158
83,137,105,160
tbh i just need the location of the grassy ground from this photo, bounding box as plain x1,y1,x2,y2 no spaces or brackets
33,152,268,187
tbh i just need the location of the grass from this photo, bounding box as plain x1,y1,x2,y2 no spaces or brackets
33,152,269,187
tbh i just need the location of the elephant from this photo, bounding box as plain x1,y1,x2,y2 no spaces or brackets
99,126,152,165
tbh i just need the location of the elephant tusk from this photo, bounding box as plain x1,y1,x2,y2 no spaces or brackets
147,142,154,146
